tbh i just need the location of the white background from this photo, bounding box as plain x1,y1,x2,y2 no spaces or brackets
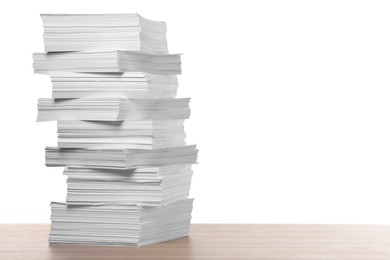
1,0,390,223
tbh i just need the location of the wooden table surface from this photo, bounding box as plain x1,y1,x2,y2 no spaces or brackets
1,224,390,259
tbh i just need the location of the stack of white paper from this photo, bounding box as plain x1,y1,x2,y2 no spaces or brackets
41,14,168,53
33,51,181,74
37,98,191,122
33,13,197,247
57,120,186,149
65,165,193,205
49,199,193,246
50,72,178,99
45,145,198,169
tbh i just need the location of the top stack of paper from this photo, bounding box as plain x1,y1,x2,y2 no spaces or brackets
41,14,168,53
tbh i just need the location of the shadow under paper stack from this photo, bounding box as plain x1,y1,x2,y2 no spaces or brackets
33,13,198,247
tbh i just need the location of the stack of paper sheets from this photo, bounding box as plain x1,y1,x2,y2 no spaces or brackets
65,165,193,205
57,120,186,149
41,14,168,53
50,72,178,99
33,13,197,247
37,98,191,122
33,51,182,74
49,199,193,246
45,145,198,169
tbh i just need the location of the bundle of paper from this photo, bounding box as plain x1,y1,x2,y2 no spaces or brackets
41,14,168,53
45,145,198,169
37,98,191,122
65,165,193,205
33,13,198,247
50,72,178,99
49,199,193,246
33,51,181,74
57,120,186,149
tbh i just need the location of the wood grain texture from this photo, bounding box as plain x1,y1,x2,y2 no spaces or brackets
1,224,390,259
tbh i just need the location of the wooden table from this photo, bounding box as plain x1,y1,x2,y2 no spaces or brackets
1,224,390,259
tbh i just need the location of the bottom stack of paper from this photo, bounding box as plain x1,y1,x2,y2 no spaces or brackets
49,199,193,247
